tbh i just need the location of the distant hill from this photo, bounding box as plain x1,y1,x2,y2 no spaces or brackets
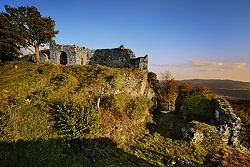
177,79,250,100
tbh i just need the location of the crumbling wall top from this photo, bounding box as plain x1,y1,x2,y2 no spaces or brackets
49,44,148,70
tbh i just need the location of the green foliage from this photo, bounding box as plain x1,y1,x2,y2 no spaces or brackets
101,93,130,115
176,82,193,110
183,95,214,122
36,66,48,74
50,74,69,87
147,72,161,96
194,84,214,99
0,10,22,60
1,61,249,167
102,94,152,121
128,96,153,120
1,5,59,62
229,100,250,124
50,100,101,139
107,74,124,89
178,83,193,100
160,79,179,111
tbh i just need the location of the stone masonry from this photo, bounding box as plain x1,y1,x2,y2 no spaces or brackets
49,44,148,70
214,97,242,147
182,97,244,149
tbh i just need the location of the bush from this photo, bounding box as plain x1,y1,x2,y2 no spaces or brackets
50,100,101,139
37,67,47,74
101,93,130,114
101,94,152,120
229,100,250,124
107,75,124,90
183,95,214,123
128,96,153,120
50,74,68,87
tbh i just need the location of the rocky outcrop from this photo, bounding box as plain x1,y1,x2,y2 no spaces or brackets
97,71,154,100
214,97,242,147
181,121,219,144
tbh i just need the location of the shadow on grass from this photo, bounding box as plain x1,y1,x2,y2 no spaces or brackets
0,137,153,167
146,110,189,140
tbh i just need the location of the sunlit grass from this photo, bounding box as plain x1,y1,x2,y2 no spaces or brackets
0,61,249,166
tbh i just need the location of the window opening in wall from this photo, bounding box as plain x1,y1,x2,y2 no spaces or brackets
60,51,67,65
81,58,84,65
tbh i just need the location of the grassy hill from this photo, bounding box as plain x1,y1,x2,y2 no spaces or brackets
177,79,250,100
0,61,249,167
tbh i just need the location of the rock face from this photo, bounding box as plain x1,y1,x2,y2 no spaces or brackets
98,71,155,100
214,97,242,147
49,44,148,70
181,121,218,144
182,126,204,143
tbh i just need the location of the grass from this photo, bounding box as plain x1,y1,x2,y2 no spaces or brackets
0,61,249,166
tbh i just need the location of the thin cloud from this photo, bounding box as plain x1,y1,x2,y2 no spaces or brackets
187,60,247,71
201,68,224,72
188,60,223,67
150,63,173,67
224,63,247,69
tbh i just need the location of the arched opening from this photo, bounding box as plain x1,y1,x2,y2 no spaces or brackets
60,51,67,65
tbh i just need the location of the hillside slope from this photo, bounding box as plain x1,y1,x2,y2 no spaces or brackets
0,61,249,167
178,79,250,100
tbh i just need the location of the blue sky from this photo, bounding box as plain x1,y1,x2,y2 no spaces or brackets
1,0,250,81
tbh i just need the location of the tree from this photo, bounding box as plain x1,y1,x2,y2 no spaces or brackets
176,82,193,109
147,72,161,96
178,82,193,100
160,79,179,111
161,70,174,84
1,5,59,63
194,84,214,99
0,12,22,61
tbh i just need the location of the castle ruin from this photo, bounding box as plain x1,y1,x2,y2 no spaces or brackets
49,44,148,70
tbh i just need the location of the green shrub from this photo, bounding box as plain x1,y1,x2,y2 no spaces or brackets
183,95,214,123
107,75,124,89
101,94,152,120
50,100,101,139
101,93,130,113
50,74,68,86
36,67,47,74
128,96,153,120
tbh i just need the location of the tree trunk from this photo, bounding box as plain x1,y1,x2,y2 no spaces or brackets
35,46,40,64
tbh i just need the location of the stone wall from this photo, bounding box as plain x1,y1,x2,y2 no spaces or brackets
50,44,94,65
182,98,244,149
90,48,134,68
214,97,242,147
49,44,148,70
